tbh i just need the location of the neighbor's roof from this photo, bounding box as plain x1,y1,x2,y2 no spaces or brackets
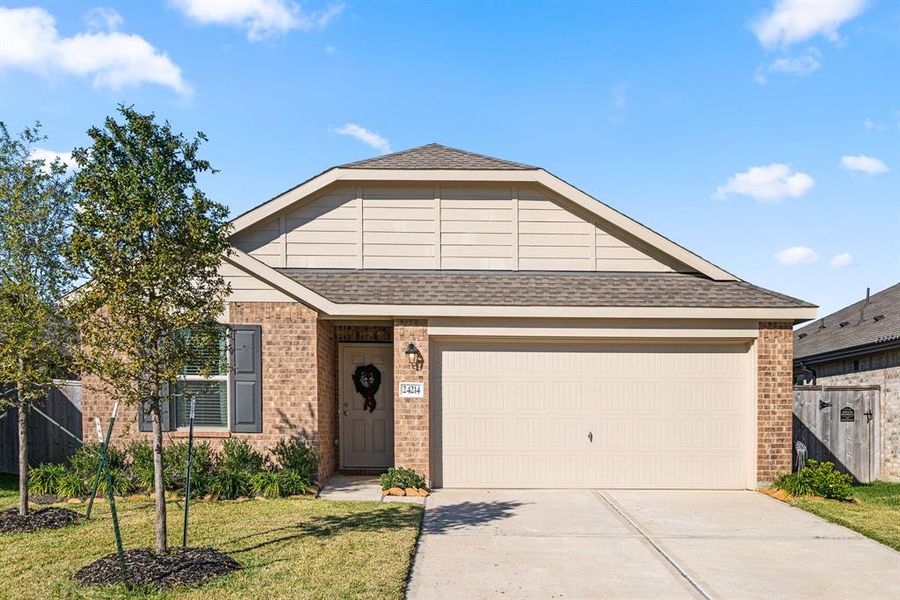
339,143,538,170
795,283,900,360
277,269,814,309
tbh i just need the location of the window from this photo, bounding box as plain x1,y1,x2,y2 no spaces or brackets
173,327,228,429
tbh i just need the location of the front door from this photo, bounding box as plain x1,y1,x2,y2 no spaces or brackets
340,344,394,469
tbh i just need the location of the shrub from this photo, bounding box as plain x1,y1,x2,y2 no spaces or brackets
165,441,215,497
773,460,854,501
218,439,266,474
277,469,309,496
272,437,318,482
209,469,252,499
70,443,127,480
127,440,215,496
58,472,89,498
379,467,426,491
28,463,67,496
127,440,156,493
250,469,310,498
65,444,133,496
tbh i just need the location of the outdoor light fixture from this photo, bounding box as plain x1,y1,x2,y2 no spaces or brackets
405,343,420,368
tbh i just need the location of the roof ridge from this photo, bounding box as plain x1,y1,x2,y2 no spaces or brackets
339,142,538,170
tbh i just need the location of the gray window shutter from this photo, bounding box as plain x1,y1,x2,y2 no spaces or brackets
139,399,171,432
230,325,262,433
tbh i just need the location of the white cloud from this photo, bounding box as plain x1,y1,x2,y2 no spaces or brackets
333,123,391,153
769,48,821,75
755,48,821,84
775,246,819,265
714,163,815,202
85,7,123,31
29,148,75,172
829,252,854,268
0,6,189,95
609,81,629,124
171,0,344,41
753,0,867,49
841,154,889,174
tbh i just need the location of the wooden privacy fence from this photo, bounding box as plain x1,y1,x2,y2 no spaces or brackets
793,385,879,483
0,381,82,473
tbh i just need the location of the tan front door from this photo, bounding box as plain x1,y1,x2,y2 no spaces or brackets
433,341,754,489
340,344,394,469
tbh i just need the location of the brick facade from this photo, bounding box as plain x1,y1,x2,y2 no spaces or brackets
80,302,338,481
393,320,430,482
757,321,794,484
797,348,900,481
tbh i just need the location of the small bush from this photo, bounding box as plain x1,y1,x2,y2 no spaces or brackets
773,460,854,501
277,470,309,496
57,472,89,498
70,444,126,480
272,437,318,482
127,441,155,493
29,463,67,496
165,441,215,497
379,467,426,491
218,439,266,474
209,469,252,499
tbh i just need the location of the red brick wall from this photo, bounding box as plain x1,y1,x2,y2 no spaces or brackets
316,319,336,479
80,302,336,480
334,324,392,343
757,321,794,484
393,320,430,482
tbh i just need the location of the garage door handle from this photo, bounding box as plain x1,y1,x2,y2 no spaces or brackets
588,431,593,443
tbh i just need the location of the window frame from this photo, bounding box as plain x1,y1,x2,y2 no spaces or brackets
173,327,231,431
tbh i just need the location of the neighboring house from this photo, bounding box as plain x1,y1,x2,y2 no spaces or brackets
794,283,900,481
81,144,816,489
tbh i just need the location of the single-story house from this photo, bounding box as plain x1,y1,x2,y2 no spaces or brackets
82,144,816,489
794,283,899,481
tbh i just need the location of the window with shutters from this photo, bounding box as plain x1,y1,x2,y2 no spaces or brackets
173,327,229,429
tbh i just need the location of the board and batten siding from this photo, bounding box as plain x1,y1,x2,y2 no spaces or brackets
231,183,674,272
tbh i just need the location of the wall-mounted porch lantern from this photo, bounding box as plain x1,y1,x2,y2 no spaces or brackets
405,343,422,370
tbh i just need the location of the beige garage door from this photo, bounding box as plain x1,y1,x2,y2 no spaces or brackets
433,341,754,489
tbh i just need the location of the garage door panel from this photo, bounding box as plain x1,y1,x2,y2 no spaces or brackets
435,342,752,489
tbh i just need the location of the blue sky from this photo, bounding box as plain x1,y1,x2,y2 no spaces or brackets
1,0,898,317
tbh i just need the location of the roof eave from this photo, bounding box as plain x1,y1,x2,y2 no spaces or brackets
794,338,900,365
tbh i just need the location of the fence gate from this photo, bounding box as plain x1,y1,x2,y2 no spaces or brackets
793,386,879,483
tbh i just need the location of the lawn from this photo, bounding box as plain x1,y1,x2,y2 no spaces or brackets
0,477,423,599
789,481,900,551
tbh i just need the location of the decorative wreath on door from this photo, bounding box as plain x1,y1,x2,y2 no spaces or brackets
352,364,382,413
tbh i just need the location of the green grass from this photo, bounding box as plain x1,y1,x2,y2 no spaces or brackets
0,491,423,599
0,473,16,501
790,481,900,551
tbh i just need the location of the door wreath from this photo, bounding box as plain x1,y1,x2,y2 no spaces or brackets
352,364,382,413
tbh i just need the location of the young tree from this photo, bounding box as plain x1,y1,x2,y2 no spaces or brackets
67,106,230,553
0,123,75,516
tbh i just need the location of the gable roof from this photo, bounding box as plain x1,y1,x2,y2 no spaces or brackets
339,143,537,170
795,283,900,360
227,143,742,282
278,269,815,309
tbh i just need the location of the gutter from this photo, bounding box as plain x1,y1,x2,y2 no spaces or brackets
793,337,900,366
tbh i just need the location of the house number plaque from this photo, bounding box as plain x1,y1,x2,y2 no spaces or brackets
840,407,855,422
399,381,424,398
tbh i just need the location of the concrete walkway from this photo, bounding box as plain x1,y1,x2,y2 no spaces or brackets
407,489,900,599
317,474,425,504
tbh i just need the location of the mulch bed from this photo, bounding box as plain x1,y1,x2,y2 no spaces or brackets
0,507,83,534
73,547,241,589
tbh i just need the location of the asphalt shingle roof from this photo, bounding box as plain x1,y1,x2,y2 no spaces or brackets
277,269,814,308
794,283,900,359
339,143,538,170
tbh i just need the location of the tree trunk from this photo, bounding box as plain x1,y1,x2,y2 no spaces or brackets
18,402,29,516
152,402,168,553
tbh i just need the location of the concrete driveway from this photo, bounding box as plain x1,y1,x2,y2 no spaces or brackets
407,489,900,599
